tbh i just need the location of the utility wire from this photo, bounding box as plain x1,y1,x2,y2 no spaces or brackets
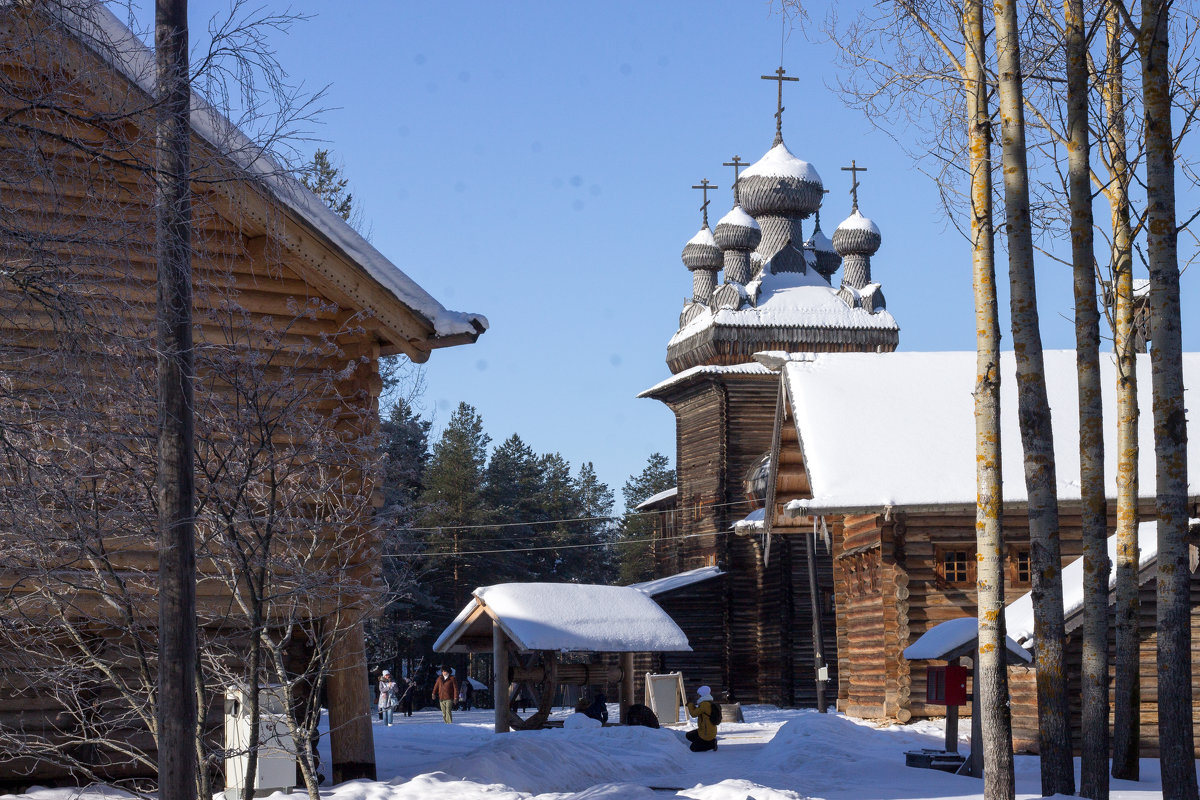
383,529,721,559
399,497,754,535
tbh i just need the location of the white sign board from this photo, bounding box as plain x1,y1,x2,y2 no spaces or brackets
644,672,686,726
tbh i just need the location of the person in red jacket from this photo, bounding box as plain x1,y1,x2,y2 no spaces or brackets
432,665,458,723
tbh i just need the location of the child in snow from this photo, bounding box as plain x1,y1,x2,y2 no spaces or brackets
377,671,397,727
685,685,718,752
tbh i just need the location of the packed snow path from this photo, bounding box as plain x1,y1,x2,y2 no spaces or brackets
6,706,1179,800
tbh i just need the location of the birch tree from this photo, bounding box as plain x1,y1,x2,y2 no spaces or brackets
965,0,1017,794
1063,0,1109,794
993,1,1074,790
1139,0,1198,792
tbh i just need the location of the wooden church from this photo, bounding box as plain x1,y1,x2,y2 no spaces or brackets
636,69,899,707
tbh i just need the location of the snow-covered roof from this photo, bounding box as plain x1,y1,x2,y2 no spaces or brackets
433,583,692,654
687,227,717,247
629,566,724,597
903,617,1032,663
63,3,486,341
637,362,772,398
1004,520,1161,649
634,486,678,510
783,351,1200,515
732,508,765,532
836,210,881,236
741,142,823,185
668,270,899,350
716,205,760,230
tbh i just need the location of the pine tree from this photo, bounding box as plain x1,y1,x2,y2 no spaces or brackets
301,149,354,222
568,462,617,583
616,453,675,585
482,434,544,582
418,403,491,632
366,398,433,669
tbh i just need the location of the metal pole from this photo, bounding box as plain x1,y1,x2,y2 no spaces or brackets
806,527,827,711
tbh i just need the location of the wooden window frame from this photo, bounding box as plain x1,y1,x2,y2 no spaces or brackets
1006,546,1032,588
935,544,976,587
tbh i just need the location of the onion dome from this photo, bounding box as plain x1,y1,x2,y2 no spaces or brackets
804,215,841,280
681,226,722,271
833,210,882,291
714,205,762,252
737,142,824,219
832,210,882,257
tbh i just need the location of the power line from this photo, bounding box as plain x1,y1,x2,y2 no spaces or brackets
398,496,754,535
383,529,721,559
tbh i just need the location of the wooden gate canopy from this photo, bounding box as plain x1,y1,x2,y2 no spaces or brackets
433,583,692,655
903,617,1031,664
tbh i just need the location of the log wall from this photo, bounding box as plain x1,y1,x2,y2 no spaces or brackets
0,13,388,786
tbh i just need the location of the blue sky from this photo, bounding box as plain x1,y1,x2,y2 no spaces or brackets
171,0,1195,501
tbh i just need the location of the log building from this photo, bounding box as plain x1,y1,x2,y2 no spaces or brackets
0,3,484,788
637,70,899,706
767,350,1200,755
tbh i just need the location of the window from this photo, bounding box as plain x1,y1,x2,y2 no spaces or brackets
1005,546,1032,587
1015,549,1031,583
935,544,976,586
943,550,970,582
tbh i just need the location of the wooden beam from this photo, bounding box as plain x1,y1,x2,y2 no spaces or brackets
493,621,510,733
326,616,376,782
619,652,635,723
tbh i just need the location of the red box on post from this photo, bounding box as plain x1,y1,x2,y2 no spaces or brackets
926,665,968,706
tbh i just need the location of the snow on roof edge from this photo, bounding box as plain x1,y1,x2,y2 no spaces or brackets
635,486,678,509
637,362,772,398
67,3,486,340
629,566,724,597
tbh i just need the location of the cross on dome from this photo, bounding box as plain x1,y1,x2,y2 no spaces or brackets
841,160,868,212
691,179,719,228
760,66,799,146
722,156,746,204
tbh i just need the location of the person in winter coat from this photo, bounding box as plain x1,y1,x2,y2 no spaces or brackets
432,665,458,723
685,685,718,752
399,677,416,717
377,671,398,727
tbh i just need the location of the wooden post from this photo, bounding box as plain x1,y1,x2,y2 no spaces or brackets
945,658,962,753
965,656,983,778
619,652,634,723
326,618,376,782
494,621,510,733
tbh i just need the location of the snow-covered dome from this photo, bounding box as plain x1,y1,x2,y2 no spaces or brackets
804,224,841,280
738,142,824,219
832,210,882,256
714,205,762,252
681,225,723,271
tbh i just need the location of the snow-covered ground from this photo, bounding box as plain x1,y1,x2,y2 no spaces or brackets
7,705,1180,800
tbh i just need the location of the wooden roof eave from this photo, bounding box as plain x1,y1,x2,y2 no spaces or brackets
435,598,533,655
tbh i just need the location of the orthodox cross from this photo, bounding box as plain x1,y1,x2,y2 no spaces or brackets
722,156,746,204
691,179,719,227
761,66,799,145
841,160,868,212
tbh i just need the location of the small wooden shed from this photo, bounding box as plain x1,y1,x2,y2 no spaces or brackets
433,583,691,732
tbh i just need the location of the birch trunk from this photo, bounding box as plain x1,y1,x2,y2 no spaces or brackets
1066,0,1109,794
965,2,1015,796
993,0,1073,794
1104,3,1141,778
1140,0,1198,794
154,1,198,799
